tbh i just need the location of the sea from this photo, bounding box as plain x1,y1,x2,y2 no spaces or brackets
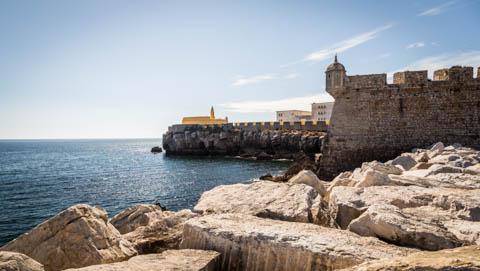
0,139,289,246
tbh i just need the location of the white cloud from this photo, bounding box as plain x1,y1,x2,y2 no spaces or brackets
406,42,425,49
418,1,455,16
304,24,393,63
285,73,299,79
221,93,334,113
388,51,480,81
231,74,275,87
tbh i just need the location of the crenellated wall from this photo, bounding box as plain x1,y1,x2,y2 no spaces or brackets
318,65,480,179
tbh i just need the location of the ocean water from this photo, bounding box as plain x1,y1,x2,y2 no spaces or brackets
0,139,289,245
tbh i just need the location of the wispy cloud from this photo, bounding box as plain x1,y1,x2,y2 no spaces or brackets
285,73,299,79
388,51,480,81
221,93,334,113
303,24,393,63
231,74,275,87
406,42,425,49
418,1,455,16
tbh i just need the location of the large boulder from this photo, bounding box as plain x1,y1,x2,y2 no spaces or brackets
341,245,480,271
181,214,415,271
123,209,198,254
110,204,164,234
288,170,327,196
64,249,220,271
328,186,480,250
0,251,44,271
193,181,318,223
1,204,136,271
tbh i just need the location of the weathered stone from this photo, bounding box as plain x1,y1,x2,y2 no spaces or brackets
1,204,136,271
391,155,417,170
64,249,220,271
341,245,480,271
123,209,197,254
0,251,44,271
180,214,415,271
110,204,164,234
348,204,467,250
355,169,392,187
328,186,480,250
110,204,163,234
288,170,326,196
193,181,317,223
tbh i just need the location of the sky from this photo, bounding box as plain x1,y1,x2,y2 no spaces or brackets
0,0,479,139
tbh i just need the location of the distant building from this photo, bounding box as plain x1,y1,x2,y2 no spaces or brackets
276,110,311,122
311,102,334,122
182,107,228,125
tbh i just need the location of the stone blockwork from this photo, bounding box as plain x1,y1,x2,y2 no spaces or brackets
319,64,480,179
162,124,324,158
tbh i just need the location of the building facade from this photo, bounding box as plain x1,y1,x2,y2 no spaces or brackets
182,107,228,125
311,102,334,122
276,110,311,122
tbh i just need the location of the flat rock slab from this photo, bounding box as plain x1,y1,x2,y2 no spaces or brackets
180,214,415,271
341,245,480,271
194,181,318,223
64,249,220,271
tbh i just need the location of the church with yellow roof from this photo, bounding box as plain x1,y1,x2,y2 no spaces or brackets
181,106,228,125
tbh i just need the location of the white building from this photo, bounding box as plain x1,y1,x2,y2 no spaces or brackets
276,110,311,122
311,102,334,122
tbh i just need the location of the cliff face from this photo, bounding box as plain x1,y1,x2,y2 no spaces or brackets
162,125,324,159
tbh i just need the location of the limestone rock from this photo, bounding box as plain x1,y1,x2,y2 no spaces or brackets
288,170,326,196
1,204,136,271
328,186,480,250
123,209,198,254
391,155,417,170
64,249,220,271
180,214,415,271
355,169,392,187
110,204,163,234
347,204,466,250
0,251,44,271
193,181,318,223
341,245,480,271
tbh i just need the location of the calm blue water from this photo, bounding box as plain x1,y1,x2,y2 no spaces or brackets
0,139,289,245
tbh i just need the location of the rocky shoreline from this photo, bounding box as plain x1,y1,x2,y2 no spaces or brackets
162,125,324,160
1,142,480,270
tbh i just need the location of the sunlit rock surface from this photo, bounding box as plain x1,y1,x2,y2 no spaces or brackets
0,251,44,271
64,249,220,271
0,204,136,271
193,181,318,223
181,214,415,271
341,245,480,271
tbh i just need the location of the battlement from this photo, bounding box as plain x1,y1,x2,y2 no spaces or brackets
338,66,480,94
433,66,474,81
393,70,428,85
167,121,327,133
345,74,387,88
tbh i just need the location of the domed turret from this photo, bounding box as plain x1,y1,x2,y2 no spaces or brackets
325,55,346,95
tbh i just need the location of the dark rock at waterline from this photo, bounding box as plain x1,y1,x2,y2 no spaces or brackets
256,152,273,161
259,174,273,181
151,146,163,153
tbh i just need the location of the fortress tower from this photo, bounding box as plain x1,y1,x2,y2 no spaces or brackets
325,55,346,96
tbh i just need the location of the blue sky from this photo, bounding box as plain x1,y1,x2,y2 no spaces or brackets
0,0,479,139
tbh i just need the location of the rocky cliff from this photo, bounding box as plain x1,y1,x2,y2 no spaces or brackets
162,124,324,159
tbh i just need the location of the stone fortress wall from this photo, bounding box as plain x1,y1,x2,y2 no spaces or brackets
168,120,327,133
318,63,480,179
